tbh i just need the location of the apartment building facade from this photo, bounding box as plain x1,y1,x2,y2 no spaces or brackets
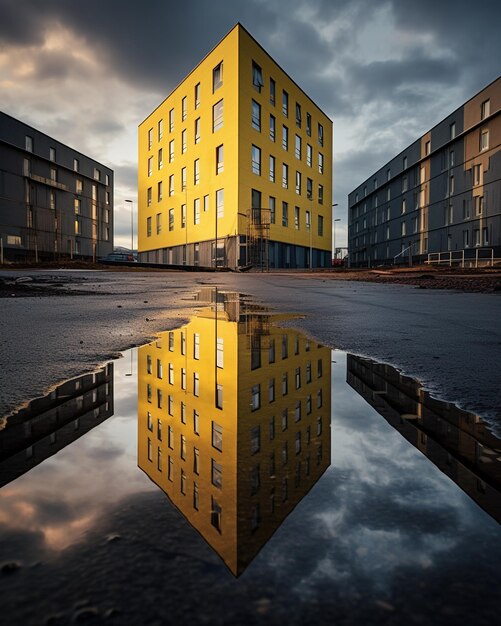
348,77,500,267
137,289,331,575
138,24,332,269
0,112,113,262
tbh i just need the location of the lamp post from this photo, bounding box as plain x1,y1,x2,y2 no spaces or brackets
332,203,339,261
125,199,133,254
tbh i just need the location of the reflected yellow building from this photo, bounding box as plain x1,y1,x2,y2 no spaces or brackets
137,290,331,575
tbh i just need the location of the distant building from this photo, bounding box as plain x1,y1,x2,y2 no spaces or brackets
137,289,331,575
0,112,113,261
138,23,332,269
348,77,500,267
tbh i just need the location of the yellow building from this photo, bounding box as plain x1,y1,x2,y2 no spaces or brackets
137,289,331,575
138,24,333,269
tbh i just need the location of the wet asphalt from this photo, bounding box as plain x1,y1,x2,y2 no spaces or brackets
1,269,500,430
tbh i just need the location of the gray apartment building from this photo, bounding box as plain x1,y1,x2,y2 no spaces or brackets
348,77,500,267
0,112,113,262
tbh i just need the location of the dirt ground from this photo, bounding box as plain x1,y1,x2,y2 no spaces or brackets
2,261,501,295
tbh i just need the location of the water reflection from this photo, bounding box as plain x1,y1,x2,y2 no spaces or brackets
0,364,114,488
347,355,501,523
137,289,332,575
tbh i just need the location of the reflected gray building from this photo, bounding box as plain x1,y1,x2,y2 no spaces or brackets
0,112,114,261
347,354,501,523
348,77,500,267
0,364,114,487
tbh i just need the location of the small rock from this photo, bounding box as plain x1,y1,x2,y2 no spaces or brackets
1,561,20,575
117,305,122,308
79,340,84,344
71,607,99,624
143,300,148,303
105,533,122,543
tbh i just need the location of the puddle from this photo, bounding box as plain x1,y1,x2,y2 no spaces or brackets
0,289,500,623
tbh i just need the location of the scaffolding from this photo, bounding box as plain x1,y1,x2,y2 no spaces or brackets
246,207,271,271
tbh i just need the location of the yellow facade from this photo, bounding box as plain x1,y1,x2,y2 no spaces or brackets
138,24,333,269
137,290,331,575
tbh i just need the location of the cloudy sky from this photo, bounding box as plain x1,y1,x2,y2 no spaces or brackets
1,0,499,249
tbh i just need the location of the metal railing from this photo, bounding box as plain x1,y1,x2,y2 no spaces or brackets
425,248,496,268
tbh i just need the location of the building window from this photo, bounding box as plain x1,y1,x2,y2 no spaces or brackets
212,422,223,451
181,204,186,228
282,335,289,359
318,152,324,174
216,383,223,409
193,372,200,396
148,128,153,150
295,134,302,160
305,210,311,231
269,114,276,141
49,147,56,161
158,118,163,140
282,163,288,189
72,158,79,172
169,208,174,231
194,198,200,224
146,216,152,237
216,144,224,174
182,129,187,153
194,159,200,185
169,174,174,196
480,129,489,151
450,122,456,139
213,61,223,92
252,99,261,131
181,96,187,121
481,99,490,120
25,135,33,152
216,188,224,218
50,167,57,182
217,337,224,368
169,140,174,163
295,205,300,229
282,90,288,116
252,61,264,91
158,148,163,170
156,212,162,234
295,102,302,128
307,178,313,199
213,99,223,132
251,384,261,411
282,201,288,226
148,157,153,177
282,125,288,151
211,497,222,531
194,82,200,108
252,145,261,175
269,196,276,223
318,215,324,236
295,171,301,195
270,77,276,105
181,167,186,191
318,123,324,146
204,194,209,212
268,378,275,403
194,117,201,144
147,187,152,207
269,155,275,182
306,144,312,169
318,184,324,204
403,156,408,169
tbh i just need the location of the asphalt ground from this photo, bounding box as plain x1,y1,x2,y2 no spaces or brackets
1,269,500,431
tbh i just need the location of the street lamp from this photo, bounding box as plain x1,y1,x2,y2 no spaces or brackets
332,203,339,260
125,199,133,254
